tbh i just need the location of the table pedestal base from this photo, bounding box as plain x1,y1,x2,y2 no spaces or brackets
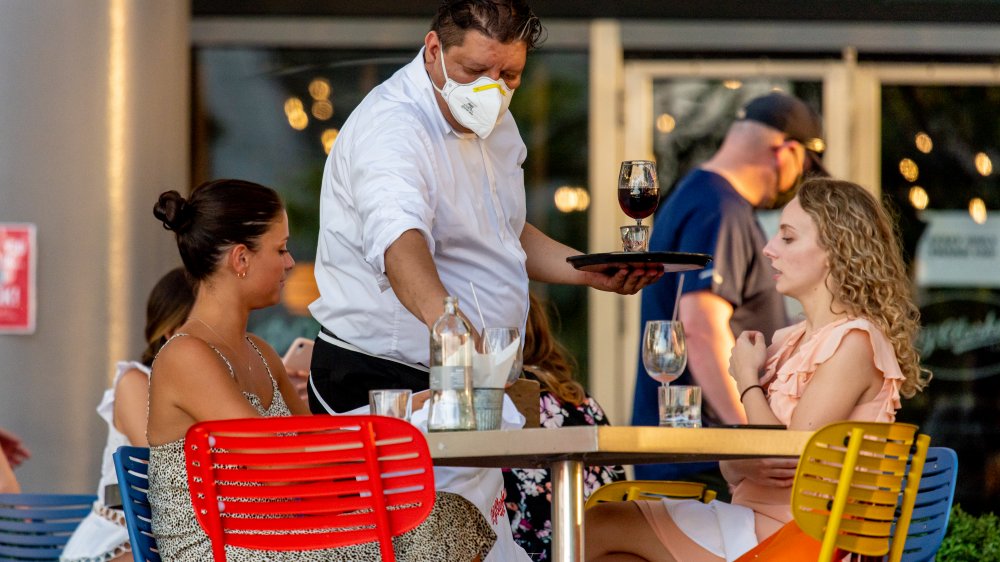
552,459,584,562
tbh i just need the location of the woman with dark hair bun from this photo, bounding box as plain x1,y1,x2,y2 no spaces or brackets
146,179,495,562
153,179,285,282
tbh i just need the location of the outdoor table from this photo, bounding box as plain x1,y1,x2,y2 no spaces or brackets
427,425,812,562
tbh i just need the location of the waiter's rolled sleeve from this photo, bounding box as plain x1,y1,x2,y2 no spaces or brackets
349,116,437,289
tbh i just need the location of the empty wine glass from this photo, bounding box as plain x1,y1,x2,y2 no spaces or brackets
643,320,688,426
618,160,660,228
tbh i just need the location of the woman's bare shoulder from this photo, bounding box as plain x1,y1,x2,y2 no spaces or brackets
152,335,231,383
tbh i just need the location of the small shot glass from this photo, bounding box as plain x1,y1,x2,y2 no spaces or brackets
620,224,650,253
368,389,412,421
658,385,702,428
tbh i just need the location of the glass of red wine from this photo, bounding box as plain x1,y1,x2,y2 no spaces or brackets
618,160,659,252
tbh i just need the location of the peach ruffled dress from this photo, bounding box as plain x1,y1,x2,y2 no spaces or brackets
633,318,904,562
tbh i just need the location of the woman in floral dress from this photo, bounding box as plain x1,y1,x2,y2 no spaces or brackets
502,293,626,560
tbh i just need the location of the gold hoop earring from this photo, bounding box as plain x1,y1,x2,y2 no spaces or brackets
237,271,247,279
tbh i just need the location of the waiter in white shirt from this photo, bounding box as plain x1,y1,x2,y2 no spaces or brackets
308,0,661,415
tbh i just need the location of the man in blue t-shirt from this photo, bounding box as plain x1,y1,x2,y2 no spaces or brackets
633,93,828,486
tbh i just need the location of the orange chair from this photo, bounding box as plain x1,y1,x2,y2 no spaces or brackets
184,415,436,562
737,421,929,562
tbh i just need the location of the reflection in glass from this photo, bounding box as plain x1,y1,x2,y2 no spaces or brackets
650,79,823,198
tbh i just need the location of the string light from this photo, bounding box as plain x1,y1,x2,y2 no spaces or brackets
914,132,933,154
308,78,331,101
553,186,590,213
975,152,993,176
969,198,987,224
655,113,676,134
908,186,929,210
321,129,339,154
284,97,304,116
312,100,333,120
899,158,919,182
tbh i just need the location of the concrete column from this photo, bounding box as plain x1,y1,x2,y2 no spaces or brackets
0,0,189,493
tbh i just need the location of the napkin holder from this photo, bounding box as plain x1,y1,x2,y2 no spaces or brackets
505,378,540,428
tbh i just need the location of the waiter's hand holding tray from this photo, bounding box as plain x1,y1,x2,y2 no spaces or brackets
567,251,712,274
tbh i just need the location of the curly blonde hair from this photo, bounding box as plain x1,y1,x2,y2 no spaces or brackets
796,178,930,398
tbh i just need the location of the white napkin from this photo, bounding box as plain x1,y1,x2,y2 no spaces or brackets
472,337,519,388
411,395,530,562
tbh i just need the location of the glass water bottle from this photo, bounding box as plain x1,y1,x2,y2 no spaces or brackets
427,296,476,431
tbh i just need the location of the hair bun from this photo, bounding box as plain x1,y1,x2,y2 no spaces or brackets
153,190,194,233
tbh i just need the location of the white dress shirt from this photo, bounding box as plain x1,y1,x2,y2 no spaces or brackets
310,49,530,366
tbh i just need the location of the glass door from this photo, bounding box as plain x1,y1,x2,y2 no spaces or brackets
591,58,847,427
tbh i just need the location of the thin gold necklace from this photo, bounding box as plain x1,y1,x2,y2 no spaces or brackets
191,318,253,376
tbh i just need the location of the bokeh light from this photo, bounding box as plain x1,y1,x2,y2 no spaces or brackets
723,80,742,90
553,186,590,213
287,111,308,130
899,158,919,182
914,132,933,154
321,128,339,154
908,186,929,210
281,262,321,316
309,78,331,101
655,113,676,134
975,152,993,176
284,97,304,116
312,100,333,120
969,197,987,224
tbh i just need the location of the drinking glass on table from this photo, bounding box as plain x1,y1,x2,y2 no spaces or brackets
642,320,689,426
369,389,412,421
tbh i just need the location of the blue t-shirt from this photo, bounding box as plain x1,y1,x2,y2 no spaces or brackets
633,169,787,479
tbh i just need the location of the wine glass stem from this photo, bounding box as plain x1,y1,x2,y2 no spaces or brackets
636,218,643,227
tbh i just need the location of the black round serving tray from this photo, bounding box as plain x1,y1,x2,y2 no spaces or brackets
567,251,712,273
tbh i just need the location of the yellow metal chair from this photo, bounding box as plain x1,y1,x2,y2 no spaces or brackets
737,421,930,562
585,480,717,509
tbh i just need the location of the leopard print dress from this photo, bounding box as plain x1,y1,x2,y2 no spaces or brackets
147,334,495,561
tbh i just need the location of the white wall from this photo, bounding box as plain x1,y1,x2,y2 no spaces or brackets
0,0,189,493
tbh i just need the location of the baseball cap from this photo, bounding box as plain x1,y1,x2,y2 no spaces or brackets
738,92,828,176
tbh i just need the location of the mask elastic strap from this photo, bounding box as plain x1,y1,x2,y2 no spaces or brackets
434,51,452,95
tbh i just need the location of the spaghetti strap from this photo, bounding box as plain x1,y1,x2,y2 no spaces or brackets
245,336,279,395
157,333,237,380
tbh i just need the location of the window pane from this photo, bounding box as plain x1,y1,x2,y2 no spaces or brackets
882,84,1000,515
651,79,822,194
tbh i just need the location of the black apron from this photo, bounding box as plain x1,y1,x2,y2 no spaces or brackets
308,328,429,414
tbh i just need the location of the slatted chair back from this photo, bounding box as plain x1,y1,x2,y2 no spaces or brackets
791,421,929,562
0,493,95,561
184,415,436,562
898,447,958,562
113,446,160,562
585,480,716,509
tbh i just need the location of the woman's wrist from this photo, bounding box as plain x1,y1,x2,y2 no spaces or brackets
739,384,764,403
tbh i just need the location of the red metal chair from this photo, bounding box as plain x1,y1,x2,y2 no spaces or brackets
184,415,436,562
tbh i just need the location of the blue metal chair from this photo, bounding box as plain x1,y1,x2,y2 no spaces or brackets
0,493,95,561
113,446,160,562
899,447,958,562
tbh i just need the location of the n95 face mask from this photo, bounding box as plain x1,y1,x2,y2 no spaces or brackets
432,52,514,139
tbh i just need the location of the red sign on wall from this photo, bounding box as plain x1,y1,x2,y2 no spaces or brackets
0,224,36,334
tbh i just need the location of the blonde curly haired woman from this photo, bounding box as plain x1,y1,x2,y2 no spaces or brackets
586,178,930,562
